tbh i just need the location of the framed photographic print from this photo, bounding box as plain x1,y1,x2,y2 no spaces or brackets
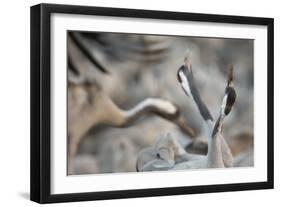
30,3,274,203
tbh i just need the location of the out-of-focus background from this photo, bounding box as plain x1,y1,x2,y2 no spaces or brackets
67,32,254,175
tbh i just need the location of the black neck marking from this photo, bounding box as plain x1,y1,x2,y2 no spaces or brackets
224,86,236,116
177,65,213,121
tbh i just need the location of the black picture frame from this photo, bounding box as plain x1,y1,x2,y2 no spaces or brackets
30,3,274,204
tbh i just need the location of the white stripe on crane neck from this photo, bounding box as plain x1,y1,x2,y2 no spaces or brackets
220,93,228,118
178,70,193,98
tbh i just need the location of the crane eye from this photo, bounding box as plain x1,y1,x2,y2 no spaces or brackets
156,153,161,159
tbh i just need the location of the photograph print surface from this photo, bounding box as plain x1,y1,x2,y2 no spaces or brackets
67,31,254,175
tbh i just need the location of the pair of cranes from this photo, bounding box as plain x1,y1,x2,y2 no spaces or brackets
137,58,236,171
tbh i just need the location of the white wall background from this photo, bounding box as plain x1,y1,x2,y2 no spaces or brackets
0,0,279,206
